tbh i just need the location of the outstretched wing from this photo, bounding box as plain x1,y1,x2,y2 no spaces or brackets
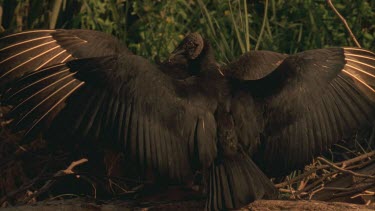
3,53,217,181
226,51,288,156
224,50,287,80
0,29,130,90
247,48,375,176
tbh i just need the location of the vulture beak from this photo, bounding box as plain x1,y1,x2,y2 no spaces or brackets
168,47,185,63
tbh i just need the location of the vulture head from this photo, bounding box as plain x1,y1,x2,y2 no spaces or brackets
165,32,220,77
168,32,204,62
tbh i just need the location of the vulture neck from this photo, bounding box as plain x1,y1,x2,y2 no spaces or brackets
188,40,220,78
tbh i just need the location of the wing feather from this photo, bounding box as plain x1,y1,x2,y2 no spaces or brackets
248,48,375,176
3,53,217,181
0,29,130,91
24,81,84,137
224,50,288,80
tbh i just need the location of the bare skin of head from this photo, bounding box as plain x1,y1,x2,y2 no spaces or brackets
168,33,204,62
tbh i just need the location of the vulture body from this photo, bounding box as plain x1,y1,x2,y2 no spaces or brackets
1,29,375,210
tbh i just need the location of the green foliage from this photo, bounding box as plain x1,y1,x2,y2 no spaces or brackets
0,0,374,62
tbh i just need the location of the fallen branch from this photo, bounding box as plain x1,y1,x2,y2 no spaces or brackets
22,158,88,204
245,199,375,211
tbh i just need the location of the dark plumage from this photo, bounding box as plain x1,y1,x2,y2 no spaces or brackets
223,50,287,80
1,30,375,210
160,33,288,80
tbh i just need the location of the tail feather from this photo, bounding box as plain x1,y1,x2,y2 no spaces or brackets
207,154,277,210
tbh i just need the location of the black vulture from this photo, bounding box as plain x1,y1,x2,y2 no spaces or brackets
1,30,375,210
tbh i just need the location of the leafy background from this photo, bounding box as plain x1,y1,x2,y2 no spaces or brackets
0,0,374,62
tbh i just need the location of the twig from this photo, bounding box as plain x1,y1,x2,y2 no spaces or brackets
286,176,297,199
338,151,375,167
351,190,375,199
49,0,63,29
275,165,329,188
63,158,88,174
323,186,362,192
308,184,325,200
326,0,361,48
78,175,97,199
331,182,375,198
279,188,294,194
255,0,268,50
228,1,245,53
300,171,337,194
46,193,80,201
297,178,308,191
345,157,375,171
317,157,375,179
275,151,375,189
